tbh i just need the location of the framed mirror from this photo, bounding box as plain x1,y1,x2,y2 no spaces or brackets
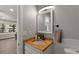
37,8,54,34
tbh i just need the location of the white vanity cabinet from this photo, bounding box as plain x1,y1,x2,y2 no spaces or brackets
24,44,43,54
24,43,55,54
24,43,65,54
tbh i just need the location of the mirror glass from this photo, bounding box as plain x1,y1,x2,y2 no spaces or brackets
37,9,53,33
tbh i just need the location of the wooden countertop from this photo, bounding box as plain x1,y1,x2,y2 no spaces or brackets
24,37,54,52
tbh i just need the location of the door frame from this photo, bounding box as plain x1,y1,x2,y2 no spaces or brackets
17,5,23,54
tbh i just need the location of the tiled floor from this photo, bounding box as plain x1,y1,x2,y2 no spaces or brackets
0,38,17,54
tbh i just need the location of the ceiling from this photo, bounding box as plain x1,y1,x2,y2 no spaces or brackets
0,5,52,22
0,5,17,19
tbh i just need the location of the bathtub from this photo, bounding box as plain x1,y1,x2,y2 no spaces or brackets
62,38,79,54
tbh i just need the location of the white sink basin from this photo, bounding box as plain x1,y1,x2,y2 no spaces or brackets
33,40,45,45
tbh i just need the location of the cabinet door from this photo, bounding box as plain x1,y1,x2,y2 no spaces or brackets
24,45,41,54
25,50,31,54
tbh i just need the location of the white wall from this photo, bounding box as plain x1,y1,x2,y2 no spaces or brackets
22,5,37,40
17,5,37,54
55,5,79,39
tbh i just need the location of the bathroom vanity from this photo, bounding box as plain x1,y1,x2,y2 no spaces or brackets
23,6,55,54
23,37,54,54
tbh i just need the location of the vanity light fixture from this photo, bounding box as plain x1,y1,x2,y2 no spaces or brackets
39,6,55,13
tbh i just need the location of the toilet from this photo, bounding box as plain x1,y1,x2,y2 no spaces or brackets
64,48,79,54
62,38,79,54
